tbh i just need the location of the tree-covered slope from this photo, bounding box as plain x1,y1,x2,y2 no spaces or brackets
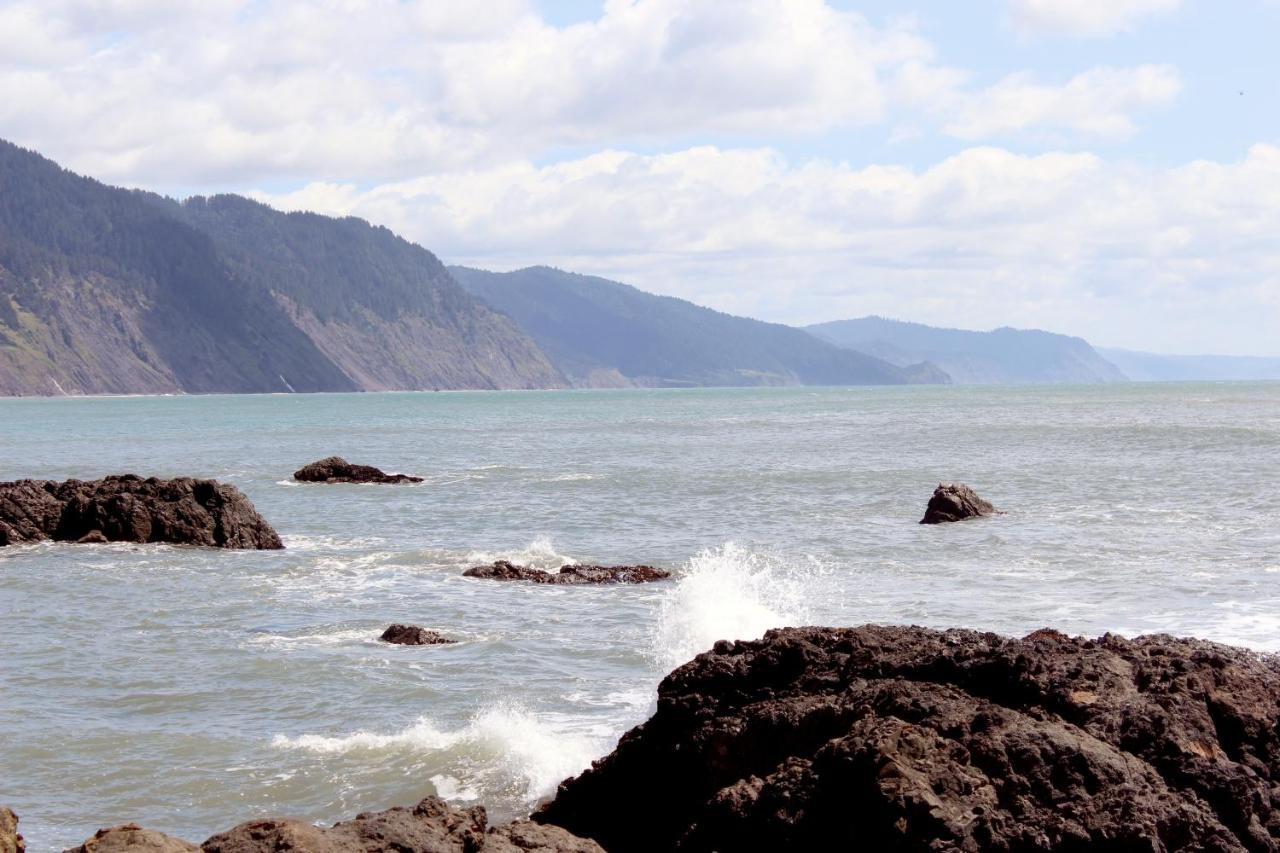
450,265,947,387
807,316,1126,384
0,139,563,395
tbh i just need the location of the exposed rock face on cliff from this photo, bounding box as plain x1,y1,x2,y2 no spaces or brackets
0,475,282,549
537,625,1280,852
379,624,455,646
920,482,999,524
463,560,671,585
0,139,564,396
293,457,423,484
200,797,601,853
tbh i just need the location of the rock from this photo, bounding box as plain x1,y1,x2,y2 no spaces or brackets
536,625,1280,852
201,796,601,853
1,807,25,853
293,457,423,484
920,482,999,524
66,824,200,852
463,560,670,585
379,624,456,646
77,530,110,544
0,476,282,549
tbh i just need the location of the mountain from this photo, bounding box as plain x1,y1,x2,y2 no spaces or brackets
806,316,1126,384
450,265,948,387
1098,348,1280,382
0,139,563,396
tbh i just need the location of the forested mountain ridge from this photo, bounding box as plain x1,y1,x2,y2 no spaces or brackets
807,316,1126,385
451,265,948,387
0,139,564,395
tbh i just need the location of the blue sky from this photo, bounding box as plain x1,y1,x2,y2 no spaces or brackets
2,0,1277,354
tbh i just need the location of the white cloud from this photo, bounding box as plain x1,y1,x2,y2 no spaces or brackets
1007,0,1181,37
254,144,1280,356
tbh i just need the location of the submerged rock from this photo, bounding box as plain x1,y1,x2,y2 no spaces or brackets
0,476,282,549
920,482,999,524
292,457,422,484
201,797,600,853
65,824,200,852
463,560,670,585
1,807,24,853
536,625,1280,852
379,624,456,646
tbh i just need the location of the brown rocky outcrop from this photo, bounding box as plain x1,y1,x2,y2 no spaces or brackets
200,797,600,853
0,476,282,549
379,625,456,646
463,560,670,585
1,807,24,853
65,824,200,852
292,457,423,484
920,482,999,524
536,625,1280,852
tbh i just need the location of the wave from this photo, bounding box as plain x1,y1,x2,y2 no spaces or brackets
462,536,574,570
651,543,821,670
272,703,604,802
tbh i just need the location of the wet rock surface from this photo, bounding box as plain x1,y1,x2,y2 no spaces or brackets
1,807,24,853
379,624,456,646
537,625,1280,852
0,476,282,549
463,560,671,585
920,482,999,524
293,457,423,484
65,824,200,852
200,797,601,853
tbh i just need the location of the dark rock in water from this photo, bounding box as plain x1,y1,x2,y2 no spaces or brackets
1,807,24,853
463,560,670,585
379,624,456,646
536,625,1280,852
293,456,423,484
920,482,999,524
65,824,200,852
76,530,109,544
0,476,282,549
201,796,601,852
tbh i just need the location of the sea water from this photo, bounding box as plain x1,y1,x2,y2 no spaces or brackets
1,384,1277,850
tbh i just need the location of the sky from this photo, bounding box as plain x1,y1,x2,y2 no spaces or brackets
2,0,1277,355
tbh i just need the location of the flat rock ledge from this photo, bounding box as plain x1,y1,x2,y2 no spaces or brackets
537,625,1280,852
920,482,1000,524
29,797,600,853
293,457,423,484
0,475,282,549
379,624,456,646
463,559,671,585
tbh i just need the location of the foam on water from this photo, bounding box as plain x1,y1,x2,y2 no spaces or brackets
462,536,574,571
652,543,820,669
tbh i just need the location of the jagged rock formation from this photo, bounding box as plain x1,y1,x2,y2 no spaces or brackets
379,624,455,646
920,482,1000,524
451,266,948,388
537,625,1280,852
463,560,671,585
0,139,564,396
199,797,601,853
292,457,423,484
0,807,24,853
65,824,199,852
0,475,282,549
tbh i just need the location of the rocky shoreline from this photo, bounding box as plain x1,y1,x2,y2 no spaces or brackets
8,625,1280,851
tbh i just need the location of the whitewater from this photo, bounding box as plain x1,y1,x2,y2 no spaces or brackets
2,383,1278,850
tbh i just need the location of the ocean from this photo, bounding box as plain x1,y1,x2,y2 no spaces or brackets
2,383,1278,850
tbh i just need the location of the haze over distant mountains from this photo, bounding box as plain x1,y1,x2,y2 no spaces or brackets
807,316,1127,385
450,266,947,388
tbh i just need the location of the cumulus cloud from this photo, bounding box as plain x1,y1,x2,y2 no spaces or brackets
1007,0,1182,37
254,144,1280,356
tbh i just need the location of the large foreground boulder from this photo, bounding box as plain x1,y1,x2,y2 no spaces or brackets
536,625,1280,852
1,807,24,853
464,560,670,585
0,476,282,549
293,457,423,484
200,797,600,853
65,824,199,852
920,482,999,524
